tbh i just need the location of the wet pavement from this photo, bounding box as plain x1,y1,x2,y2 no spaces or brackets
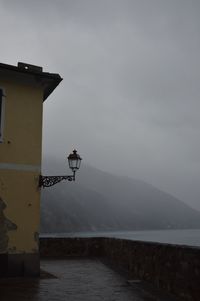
0,259,177,300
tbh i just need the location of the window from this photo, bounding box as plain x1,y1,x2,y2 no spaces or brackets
0,88,5,142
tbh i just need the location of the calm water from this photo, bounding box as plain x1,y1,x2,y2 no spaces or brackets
40,229,200,247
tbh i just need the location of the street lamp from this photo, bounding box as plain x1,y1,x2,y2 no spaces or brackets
39,149,82,188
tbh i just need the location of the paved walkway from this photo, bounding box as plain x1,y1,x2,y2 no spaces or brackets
0,259,177,301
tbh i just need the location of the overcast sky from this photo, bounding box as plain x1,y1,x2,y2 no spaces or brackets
0,0,200,209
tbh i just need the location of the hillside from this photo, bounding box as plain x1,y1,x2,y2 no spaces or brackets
40,158,200,233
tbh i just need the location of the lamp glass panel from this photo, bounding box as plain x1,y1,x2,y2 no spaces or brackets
76,158,81,169
68,159,80,170
69,159,77,169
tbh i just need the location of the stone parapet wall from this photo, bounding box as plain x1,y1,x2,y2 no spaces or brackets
40,237,103,257
40,237,200,300
102,238,200,301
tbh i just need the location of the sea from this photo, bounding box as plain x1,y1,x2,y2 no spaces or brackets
40,229,200,248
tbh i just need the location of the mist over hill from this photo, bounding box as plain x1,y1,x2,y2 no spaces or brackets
40,157,200,233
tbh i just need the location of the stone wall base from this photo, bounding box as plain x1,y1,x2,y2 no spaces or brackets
0,253,40,277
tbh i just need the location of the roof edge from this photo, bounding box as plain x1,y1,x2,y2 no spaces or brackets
0,62,63,101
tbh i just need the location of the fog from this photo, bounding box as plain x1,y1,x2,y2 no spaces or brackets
0,0,200,209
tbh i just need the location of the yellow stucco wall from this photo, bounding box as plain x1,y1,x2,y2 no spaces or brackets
0,80,43,165
0,170,40,253
0,78,43,254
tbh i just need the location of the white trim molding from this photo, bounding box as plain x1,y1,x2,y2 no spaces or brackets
0,163,41,172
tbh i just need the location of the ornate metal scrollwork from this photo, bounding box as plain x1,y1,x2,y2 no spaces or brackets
39,175,75,188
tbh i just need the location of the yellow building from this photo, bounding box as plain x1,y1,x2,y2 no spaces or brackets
0,62,62,276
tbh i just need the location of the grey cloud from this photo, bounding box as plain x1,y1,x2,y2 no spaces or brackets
0,0,200,209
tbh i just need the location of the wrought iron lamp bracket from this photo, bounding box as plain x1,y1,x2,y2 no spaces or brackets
39,174,75,188
39,149,81,188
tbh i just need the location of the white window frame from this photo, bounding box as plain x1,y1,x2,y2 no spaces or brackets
0,88,5,143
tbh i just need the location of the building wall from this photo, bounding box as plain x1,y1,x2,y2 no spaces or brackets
0,78,43,261
0,80,43,165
